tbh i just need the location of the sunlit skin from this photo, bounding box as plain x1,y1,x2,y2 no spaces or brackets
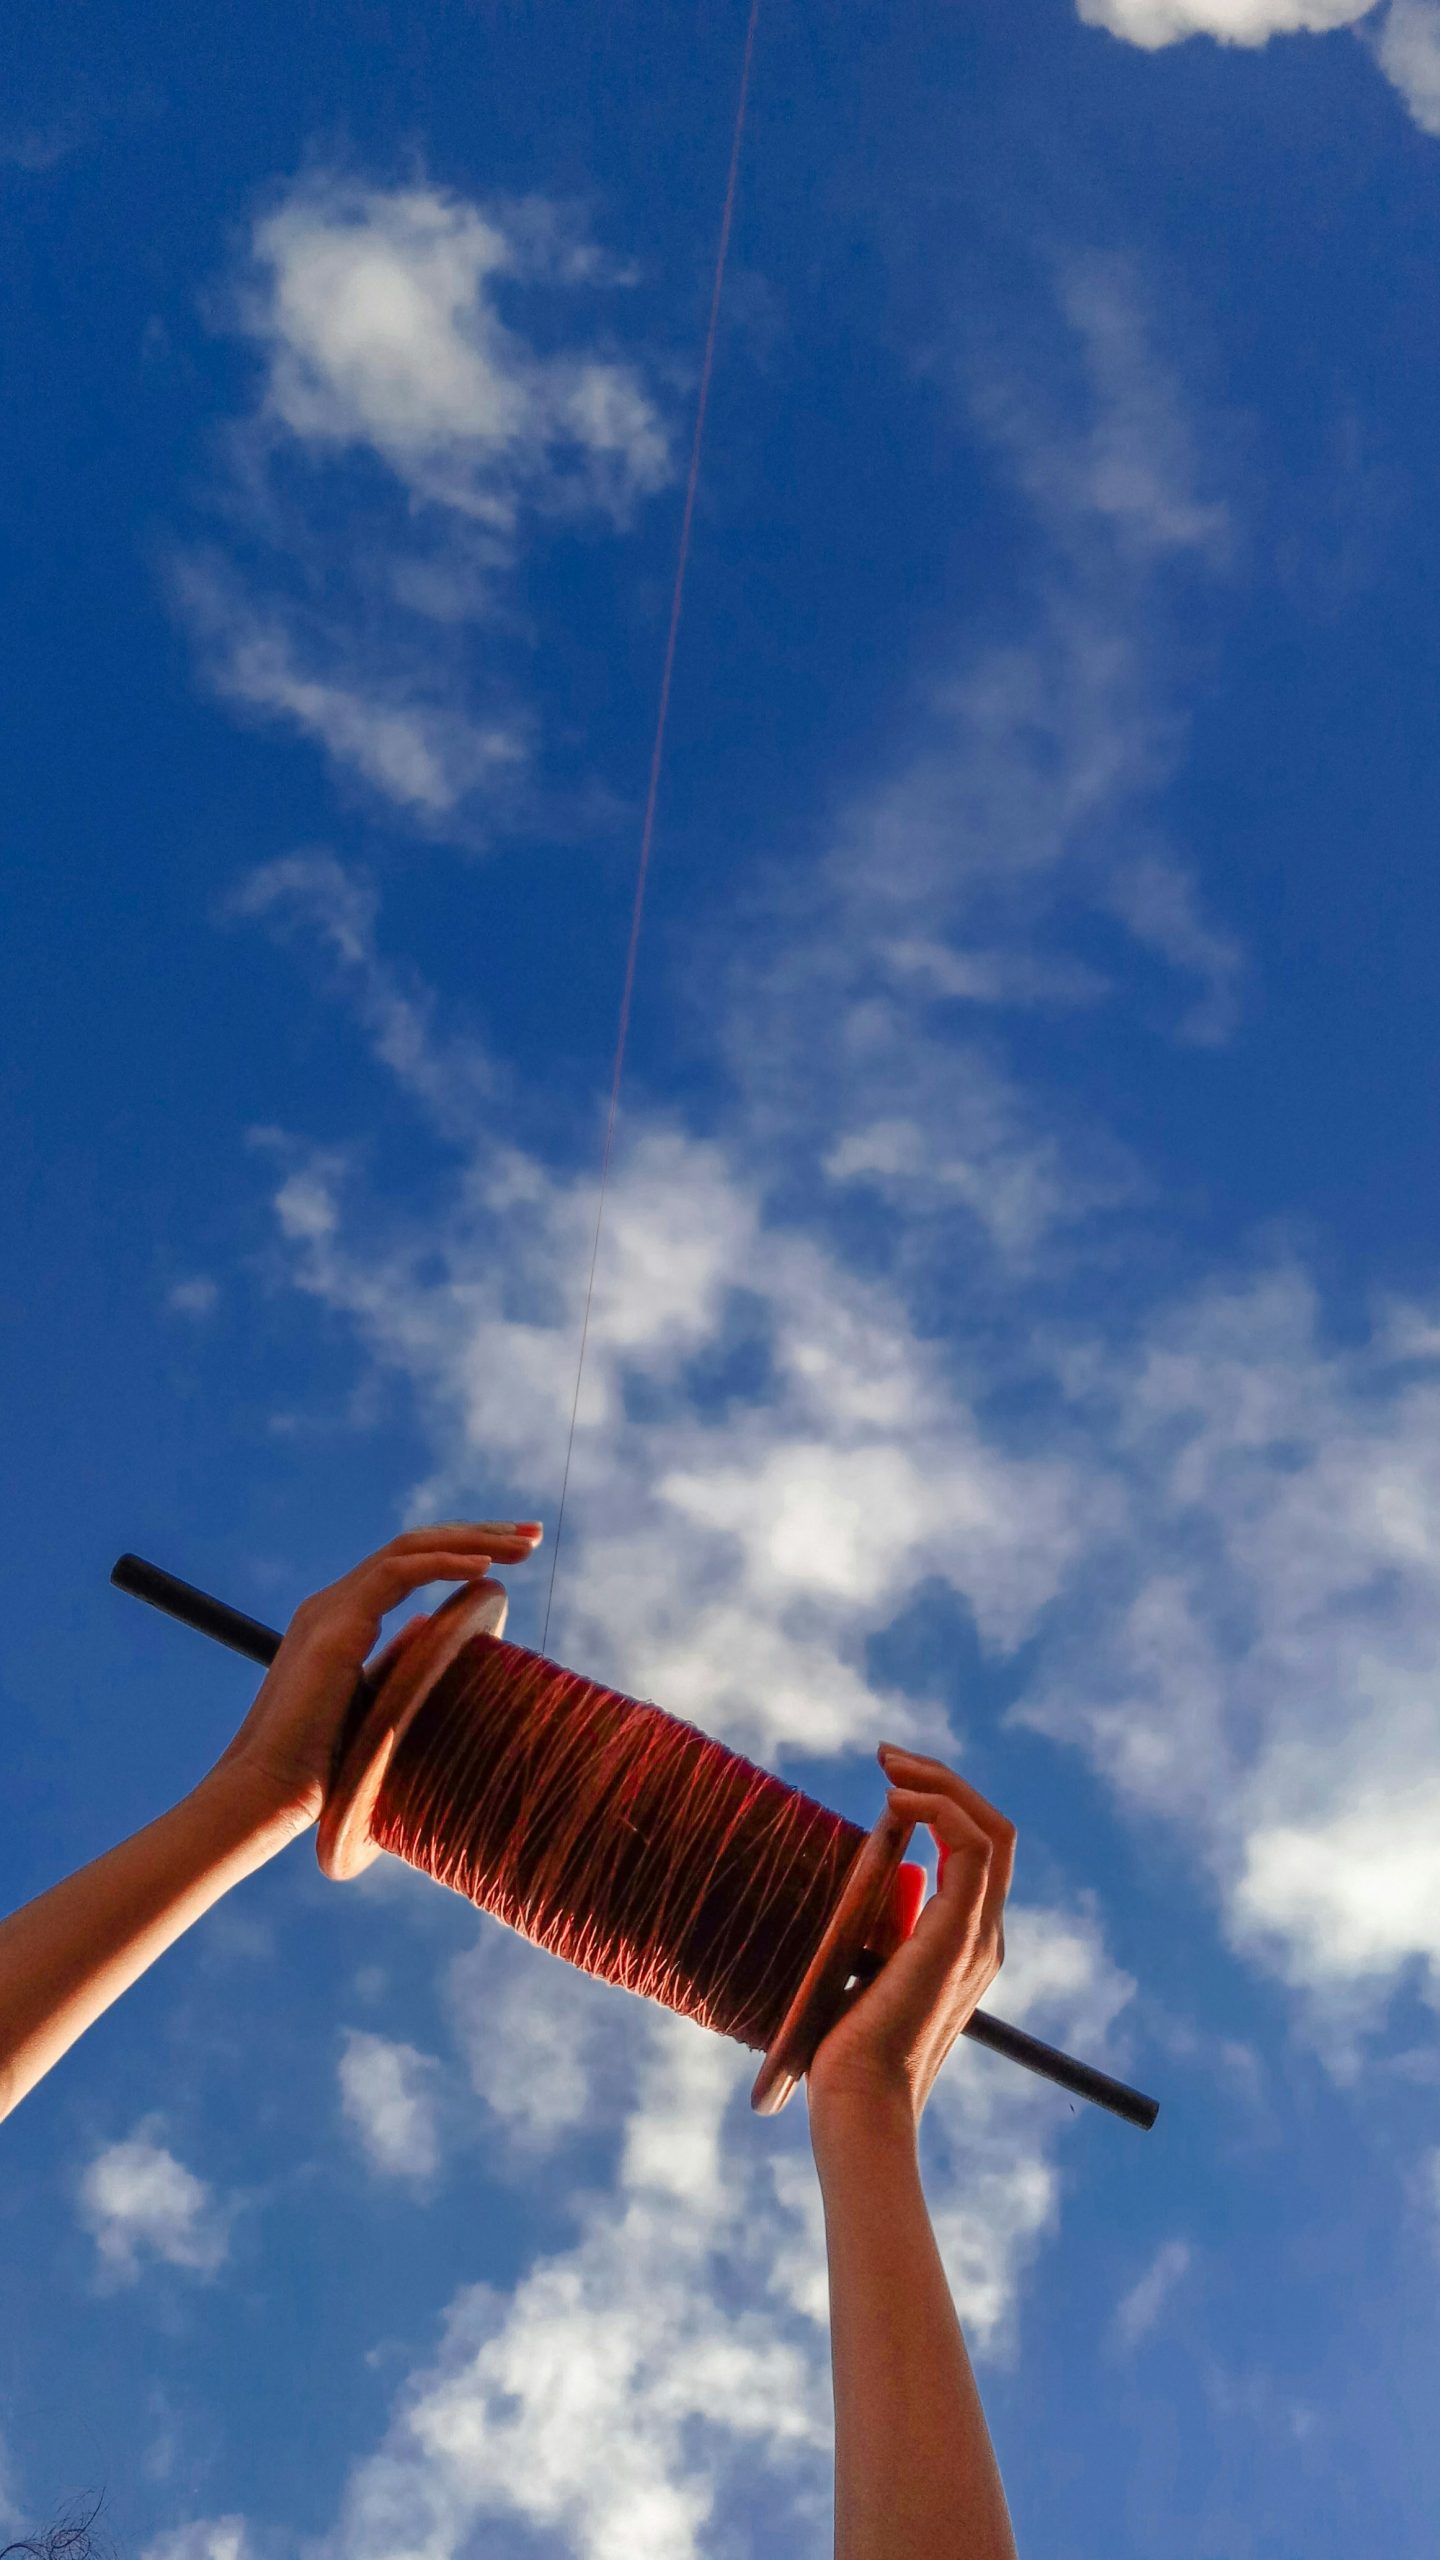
0,1523,542,2123
810,1746,1019,2560
0,1524,1017,2558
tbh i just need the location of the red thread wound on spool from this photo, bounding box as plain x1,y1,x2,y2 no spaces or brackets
371,1632,879,2052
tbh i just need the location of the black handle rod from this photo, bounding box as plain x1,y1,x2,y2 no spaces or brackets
963,2008,1157,2130
110,1551,1160,2130
111,1554,282,1667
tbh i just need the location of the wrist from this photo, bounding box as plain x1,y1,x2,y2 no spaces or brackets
186,1761,316,1859
807,2072,920,2181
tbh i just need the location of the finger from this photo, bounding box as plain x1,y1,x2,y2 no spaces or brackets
357,1549,497,1613
939,1815,1012,1950
878,1744,1011,1844
385,1521,542,1555
349,1534,534,1597
872,1790,1002,2017
878,1745,1016,1917
887,1784,1007,1973
887,1786,994,1889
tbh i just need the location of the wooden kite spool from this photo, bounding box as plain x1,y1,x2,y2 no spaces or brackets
316,1578,926,2113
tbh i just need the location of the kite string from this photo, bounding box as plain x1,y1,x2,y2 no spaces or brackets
542,0,763,1652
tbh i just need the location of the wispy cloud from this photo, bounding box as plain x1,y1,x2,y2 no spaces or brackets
228,249,1235,1845
175,174,670,831
974,253,1232,569
1,120,87,174
230,850,494,1136
167,1275,220,1318
198,197,1440,2551
1111,2236,1194,2349
731,253,1245,1262
334,2018,821,2560
141,2521,250,2560
255,1108,1091,1759
332,1913,1131,2560
338,2029,443,2184
236,244,1440,2050
176,557,530,822
78,2124,231,2283
1025,1268,1440,2021
0,98,99,174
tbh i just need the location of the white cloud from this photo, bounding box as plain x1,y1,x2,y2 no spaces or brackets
254,875,1440,2039
230,852,493,1137
925,1905,1137,2345
167,1275,220,1317
729,259,1244,1183
1236,1791,1440,1980
989,255,1232,566
334,1912,1131,2560
333,2015,821,2560
176,173,668,829
1101,847,1243,1045
142,2520,250,2560
883,937,1112,1011
242,179,668,523
1373,0,1440,130
1077,0,1376,49
1112,2237,1194,2348
176,557,529,822
821,1070,1130,1260
1025,1269,1440,2016
448,1929,635,2155
339,2029,443,2184
258,1111,1091,1762
230,227,1440,2053
198,241,1376,2552
1075,0,1440,159
78,2125,229,2281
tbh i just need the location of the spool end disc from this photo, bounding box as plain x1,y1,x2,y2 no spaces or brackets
317,1578,509,1883
750,1807,916,2116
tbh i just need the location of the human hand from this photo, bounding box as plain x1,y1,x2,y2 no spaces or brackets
806,1745,1014,2138
202,1521,542,1837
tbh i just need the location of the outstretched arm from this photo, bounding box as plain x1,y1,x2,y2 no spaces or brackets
808,1746,1019,2560
0,1521,540,2122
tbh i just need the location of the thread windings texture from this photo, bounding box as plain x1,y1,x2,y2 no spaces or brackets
372,1633,865,2051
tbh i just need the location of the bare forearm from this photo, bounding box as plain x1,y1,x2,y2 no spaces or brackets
0,1527,541,2126
0,1773,298,2121
813,2094,1017,2560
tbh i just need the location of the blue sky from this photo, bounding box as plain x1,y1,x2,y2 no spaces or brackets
4,0,1440,2552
